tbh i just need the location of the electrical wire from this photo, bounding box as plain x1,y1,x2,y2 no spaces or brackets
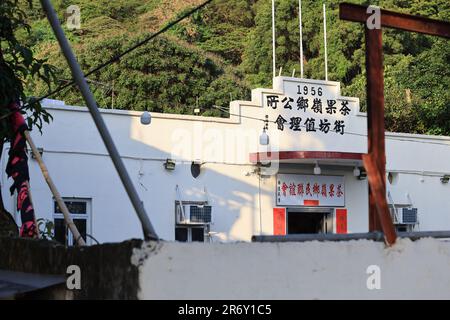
213,105,266,123
0,0,215,121
212,105,365,137
212,105,450,147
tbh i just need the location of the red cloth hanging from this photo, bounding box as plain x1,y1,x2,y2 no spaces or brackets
5,102,37,238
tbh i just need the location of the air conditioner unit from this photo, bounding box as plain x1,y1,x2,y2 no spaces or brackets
176,204,212,224
396,208,418,225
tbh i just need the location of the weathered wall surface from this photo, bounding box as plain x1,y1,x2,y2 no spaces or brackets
136,238,450,300
0,237,142,299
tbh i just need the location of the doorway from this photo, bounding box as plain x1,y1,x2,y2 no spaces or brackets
287,209,333,234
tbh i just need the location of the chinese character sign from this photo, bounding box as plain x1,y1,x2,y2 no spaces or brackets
266,83,354,136
277,174,345,207
244,77,367,155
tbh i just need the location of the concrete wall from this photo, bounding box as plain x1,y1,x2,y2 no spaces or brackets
135,238,450,300
0,237,142,299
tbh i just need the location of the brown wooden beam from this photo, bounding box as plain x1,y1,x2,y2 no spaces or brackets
340,3,450,38
363,154,397,246
365,25,385,232
340,2,450,243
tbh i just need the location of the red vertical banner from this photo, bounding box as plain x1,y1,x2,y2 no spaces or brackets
273,208,286,236
336,209,348,234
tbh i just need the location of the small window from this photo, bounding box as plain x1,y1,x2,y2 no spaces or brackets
53,198,91,246
395,224,414,233
191,227,205,242
175,227,188,242
175,226,206,243
174,201,210,243
55,201,87,214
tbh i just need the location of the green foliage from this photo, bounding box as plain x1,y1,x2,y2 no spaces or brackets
34,33,249,114
37,218,55,241
0,0,55,141
19,0,450,136
171,0,256,65
238,0,450,135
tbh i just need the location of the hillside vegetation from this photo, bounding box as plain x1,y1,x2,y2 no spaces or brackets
19,0,450,135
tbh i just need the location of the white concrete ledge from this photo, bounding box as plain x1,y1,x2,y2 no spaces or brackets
134,238,450,300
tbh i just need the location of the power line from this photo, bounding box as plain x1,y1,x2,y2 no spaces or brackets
212,105,266,123
212,105,365,137
0,0,214,121
212,105,450,147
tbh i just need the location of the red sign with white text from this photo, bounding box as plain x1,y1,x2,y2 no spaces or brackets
273,208,286,235
336,209,348,234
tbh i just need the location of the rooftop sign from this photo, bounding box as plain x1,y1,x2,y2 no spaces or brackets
238,77,368,157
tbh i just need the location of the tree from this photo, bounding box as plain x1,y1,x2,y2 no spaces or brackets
0,0,56,235
0,0,55,139
240,0,449,135
21,0,450,136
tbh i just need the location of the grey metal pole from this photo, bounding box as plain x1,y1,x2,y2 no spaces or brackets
252,231,450,243
40,0,158,241
272,0,276,79
252,232,385,243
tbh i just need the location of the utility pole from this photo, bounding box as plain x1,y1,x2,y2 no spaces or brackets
40,0,158,241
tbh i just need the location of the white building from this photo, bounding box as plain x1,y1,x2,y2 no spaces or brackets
2,77,449,244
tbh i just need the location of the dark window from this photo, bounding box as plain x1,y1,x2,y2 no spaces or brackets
175,226,206,242
73,219,87,243
53,199,90,246
288,212,328,234
396,224,408,232
191,228,205,242
55,201,87,214
54,218,87,245
175,227,188,242
54,218,66,244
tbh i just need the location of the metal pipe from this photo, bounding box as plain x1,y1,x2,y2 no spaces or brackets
253,232,385,243
298,0,304,78
272,0,276,79
397,231,450,241
252,231,450,243
323,3,328,81
40,0,158,241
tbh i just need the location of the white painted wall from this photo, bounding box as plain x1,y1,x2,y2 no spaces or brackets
385,133,450,230
135,238,450,300
1,77,448,244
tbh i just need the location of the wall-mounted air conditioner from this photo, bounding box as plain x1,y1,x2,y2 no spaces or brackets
176,204,212,225
396,208,418,225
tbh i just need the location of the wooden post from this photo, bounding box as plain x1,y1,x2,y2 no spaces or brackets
24,131,86,246
363,154,397,245
339,2,450,244
365,25,385,232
